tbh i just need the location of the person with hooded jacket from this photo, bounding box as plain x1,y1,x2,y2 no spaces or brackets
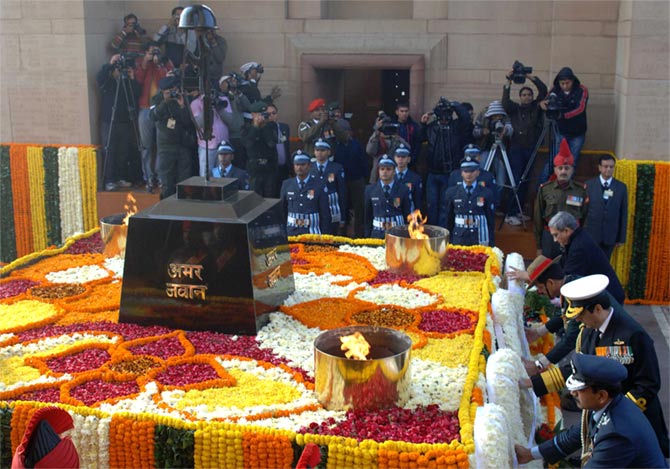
540,67,589,183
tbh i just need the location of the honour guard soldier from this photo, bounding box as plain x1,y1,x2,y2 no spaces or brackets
363,155,411,239
526,275,669,458
448,145,499,206
310,138,347,235
516,353,668,468
444,155,496,246
280,150,332,236
211,140,249,190
534,138,589,258
393,144,423,212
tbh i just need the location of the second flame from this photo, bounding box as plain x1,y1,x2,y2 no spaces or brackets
340,332,371,360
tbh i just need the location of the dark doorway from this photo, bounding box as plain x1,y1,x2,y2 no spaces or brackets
312,68,411,144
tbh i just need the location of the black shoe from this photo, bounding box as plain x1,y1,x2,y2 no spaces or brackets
146,183,154,194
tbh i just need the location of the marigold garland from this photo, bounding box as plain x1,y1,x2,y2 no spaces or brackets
644,162,670,302
26,146,48,253
0,145,17,263
9,144,34,257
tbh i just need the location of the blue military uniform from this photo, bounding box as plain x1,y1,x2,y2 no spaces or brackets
363,156,411,239
280,151,332,236
310,139,348,234
537,354,667,468
443,156,495,246
447,145,499,204
393,144,423,212
211,141,250,190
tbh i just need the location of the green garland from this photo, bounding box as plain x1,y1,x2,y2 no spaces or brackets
628,164,655,299
0,146,17,263
0,406,13,467
42,147,62,246
154,424,195,468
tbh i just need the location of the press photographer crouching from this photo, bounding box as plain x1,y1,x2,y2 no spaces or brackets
366,111,409,184
149,76,194,199
97,53,142,191
502,61,547,225
420,98,471,226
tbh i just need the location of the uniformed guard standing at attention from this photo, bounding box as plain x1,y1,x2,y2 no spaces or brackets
363,155,411,239
393,144,423,212
516,353,668,468
443,155,496,246
210,140,249,190
309,138,347,235
280,150,332,236
534,138,589,258
447,144,499,205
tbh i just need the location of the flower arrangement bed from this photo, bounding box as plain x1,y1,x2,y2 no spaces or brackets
1,231,503,468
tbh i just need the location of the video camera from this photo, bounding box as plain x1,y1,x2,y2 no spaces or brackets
377,111,399,135
113,52,141,70
545,92,563,120
433,97,454,122
511,60,533,84
133,23,147,35
491,119,505,137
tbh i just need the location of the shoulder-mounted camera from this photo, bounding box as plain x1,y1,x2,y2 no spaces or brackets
511,60,533,84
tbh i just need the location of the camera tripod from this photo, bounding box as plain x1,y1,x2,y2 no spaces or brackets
482,135,524,228
102,68,141,188
517,116,561,194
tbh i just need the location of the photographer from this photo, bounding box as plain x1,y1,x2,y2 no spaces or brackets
152,7,196,68
392,102,423,169
110,13,147,54
241,101,279,197
135,42,174,193
149,76,194,199
366,111,409,184
190,90,230,177
97,54,141,191
216,74,251,169
420,98,472,226
502,64,547,225
238,62,281,105
298,98,348,159
202,30,227,87
541,67,589,182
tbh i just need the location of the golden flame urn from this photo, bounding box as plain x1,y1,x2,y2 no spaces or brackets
385,225,448,276
314,325,412,411
100,214,128,258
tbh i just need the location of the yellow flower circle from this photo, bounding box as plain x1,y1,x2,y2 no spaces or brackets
0,300,63,334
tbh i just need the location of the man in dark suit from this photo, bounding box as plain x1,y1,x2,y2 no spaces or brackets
548,211,625,305
584,155,628,260
517,353,668,467
525,275,669,458
267,103,291,191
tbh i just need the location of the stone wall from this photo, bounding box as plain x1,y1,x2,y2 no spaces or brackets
0,0,667,160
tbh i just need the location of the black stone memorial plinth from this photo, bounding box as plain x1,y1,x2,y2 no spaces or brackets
119,177,294,335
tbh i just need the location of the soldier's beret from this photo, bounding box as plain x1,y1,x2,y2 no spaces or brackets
308,98,326,113
249,101,268,113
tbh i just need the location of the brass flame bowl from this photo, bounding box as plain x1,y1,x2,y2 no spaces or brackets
314,325,412,411
100,213,128,258
385,225,448,276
